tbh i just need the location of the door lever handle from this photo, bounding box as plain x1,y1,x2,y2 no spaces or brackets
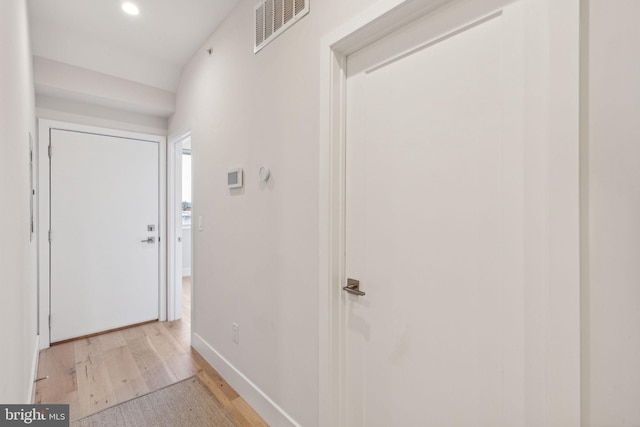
141,237,156,244
343,278,366,296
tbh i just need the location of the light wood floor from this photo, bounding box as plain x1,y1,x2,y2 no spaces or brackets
35,277,268,426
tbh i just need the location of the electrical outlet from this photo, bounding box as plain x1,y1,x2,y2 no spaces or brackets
232,322,239,344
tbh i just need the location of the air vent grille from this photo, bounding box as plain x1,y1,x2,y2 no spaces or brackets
274,0,283,31
265,0,274,39
284,0,294,24
255,4,265,47
254,0,309,53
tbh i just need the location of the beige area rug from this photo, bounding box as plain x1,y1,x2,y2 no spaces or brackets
72,376,239,427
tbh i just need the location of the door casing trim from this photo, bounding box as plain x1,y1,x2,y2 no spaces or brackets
167,130,191,322
37,119,167,348
318,0,581,425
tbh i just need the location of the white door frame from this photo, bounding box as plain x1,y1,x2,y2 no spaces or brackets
167,131,191,321
38,119,167,349
318,0,581,425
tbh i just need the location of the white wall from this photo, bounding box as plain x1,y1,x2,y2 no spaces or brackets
169,0,382,425
30,28,181,93
586,0,640,425
33,56,173,136
0,0,39,403
33,56,176,117
36,95,168,136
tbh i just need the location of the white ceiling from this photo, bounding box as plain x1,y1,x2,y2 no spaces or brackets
28,0,241,92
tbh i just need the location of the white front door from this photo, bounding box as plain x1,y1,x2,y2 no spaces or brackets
50,129,159,343
344,1,526,425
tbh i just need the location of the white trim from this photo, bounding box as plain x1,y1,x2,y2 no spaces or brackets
167,134,178,321
546,0,582,422
167,130,192,148
167,131,190,321
318,0,581,425
40,120,165,142
319,3,449,424
27,335,40,403
191,333,301,427
159,131,168,323
37,120,50,349
37,119,167,348
579,0,590,422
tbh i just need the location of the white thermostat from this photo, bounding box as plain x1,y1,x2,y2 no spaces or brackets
227,168,243,188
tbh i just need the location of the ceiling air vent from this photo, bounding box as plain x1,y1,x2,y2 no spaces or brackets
254,0,309,53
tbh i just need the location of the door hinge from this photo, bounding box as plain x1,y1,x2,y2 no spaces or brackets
48,315,51,329
48,145,52,158
48,230,52,242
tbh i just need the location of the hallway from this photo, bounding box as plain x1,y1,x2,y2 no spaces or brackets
3,0,640,425
35,278,266,426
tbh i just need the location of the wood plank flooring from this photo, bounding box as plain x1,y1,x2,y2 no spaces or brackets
35,277,268,426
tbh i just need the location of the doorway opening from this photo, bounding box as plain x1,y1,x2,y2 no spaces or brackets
180,142,193,326
37,120,168,348
168,132,192,323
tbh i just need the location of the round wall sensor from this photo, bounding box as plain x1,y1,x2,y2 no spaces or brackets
258,166,270,182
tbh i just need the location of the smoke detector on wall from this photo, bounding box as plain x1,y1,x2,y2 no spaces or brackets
254,0,309,53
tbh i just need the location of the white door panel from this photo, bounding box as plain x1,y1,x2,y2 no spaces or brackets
344,2,524,425
50,129,159,342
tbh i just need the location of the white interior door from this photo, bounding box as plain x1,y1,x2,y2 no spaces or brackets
50,129,159,343
344,1,526,425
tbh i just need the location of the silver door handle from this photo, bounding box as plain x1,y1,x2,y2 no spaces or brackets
343,278,366,296
141,237,156,243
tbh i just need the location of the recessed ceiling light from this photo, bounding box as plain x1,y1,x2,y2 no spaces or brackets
121,2,140,16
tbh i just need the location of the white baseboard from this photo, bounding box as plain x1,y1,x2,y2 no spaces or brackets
27,335,40,403
191,332,301,427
